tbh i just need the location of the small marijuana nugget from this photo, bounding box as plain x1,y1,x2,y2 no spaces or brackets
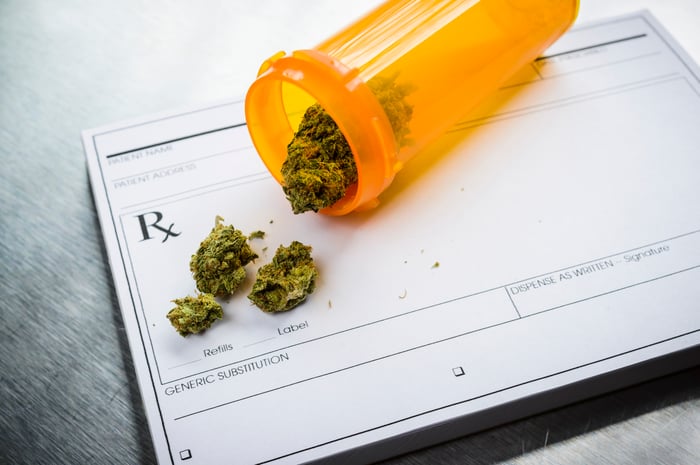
281,74,413,214
167,293,223,336
190,216,258,296
281,103,357,214
248,230,265,240
248,241,318,313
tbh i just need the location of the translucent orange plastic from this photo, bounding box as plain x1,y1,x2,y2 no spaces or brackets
245,0,579,215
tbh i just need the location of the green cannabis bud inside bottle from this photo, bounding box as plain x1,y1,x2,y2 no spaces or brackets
190,216,258,296
248,241,318,313
281,104,356,214
281,74,413,214
167,293,223,336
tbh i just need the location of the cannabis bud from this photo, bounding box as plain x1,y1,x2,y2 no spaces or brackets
190,216,258,296
248,241,318,313
281,103,357,214
281,73,413,214
367,73,414,147
167,293,223,336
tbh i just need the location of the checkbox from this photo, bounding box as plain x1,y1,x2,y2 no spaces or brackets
452,366,465,377
179,449,192,460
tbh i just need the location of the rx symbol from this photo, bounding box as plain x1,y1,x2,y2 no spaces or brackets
136,211,181,243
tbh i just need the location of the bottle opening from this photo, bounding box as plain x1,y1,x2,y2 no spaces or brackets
245,50,398,215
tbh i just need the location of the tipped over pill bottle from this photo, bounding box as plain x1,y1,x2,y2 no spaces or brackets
245,0,579,215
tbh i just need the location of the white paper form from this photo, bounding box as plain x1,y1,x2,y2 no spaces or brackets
83,12,700,465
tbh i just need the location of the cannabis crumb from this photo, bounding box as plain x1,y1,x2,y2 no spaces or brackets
248,241,318,313
328,299,332,309
190,216,258,297
281,74,413,214
432,261,440,269
167,293,223,337
248,230,265,240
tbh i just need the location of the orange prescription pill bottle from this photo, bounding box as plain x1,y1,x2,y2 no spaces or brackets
245,0,579,215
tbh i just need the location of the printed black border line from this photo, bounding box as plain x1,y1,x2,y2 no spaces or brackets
93,100,244,465
106,123,246,159
504,286,521,318
535,33,648,61
173,262,700,422
259,328,700,465
155,226,700,386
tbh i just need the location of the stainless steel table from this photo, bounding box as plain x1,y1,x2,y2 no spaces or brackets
1,1,698,464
